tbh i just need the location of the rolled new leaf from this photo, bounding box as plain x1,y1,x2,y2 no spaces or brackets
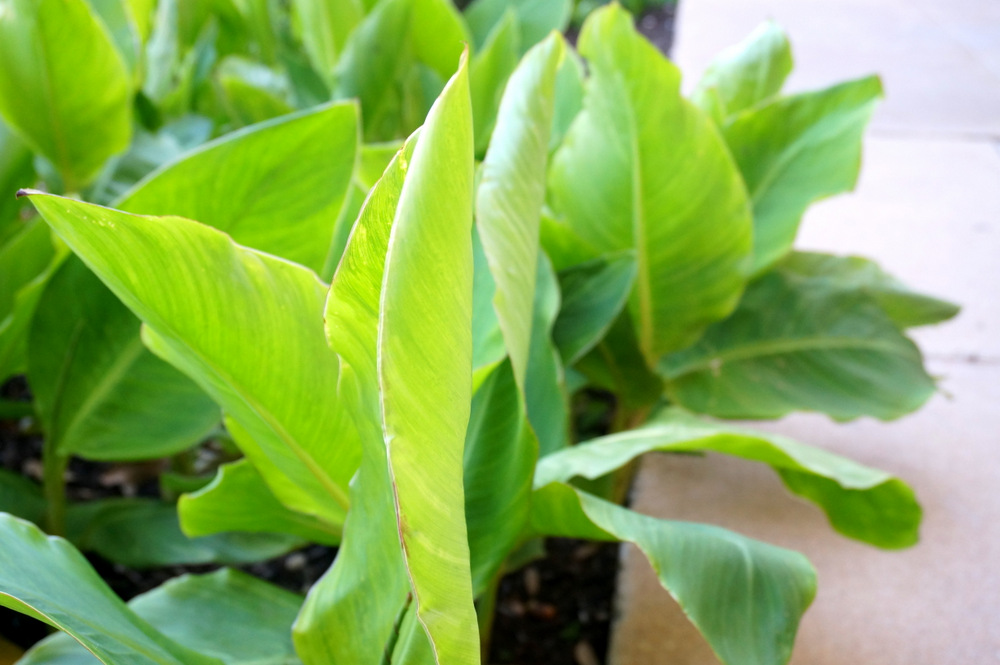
536,407,921,548
22,191,359,528
549,4,753,364
0,513,220,665
21,569,301,665
661,266,936,421
529,484,816,665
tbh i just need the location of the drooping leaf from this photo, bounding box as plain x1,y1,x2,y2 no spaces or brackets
464,0,571,54
779,251,960,329
549,5,753,364
463,360,537,593
537,407,921,548
179,459,341,545
477,33,564,388
0,0,132,191
66,499,303,567
691,21,793,124
291,0,364,86
469,9,520,156
299,53,478,664
22,569,302,665
529,484,816,665
661,266,936,421
29,256,220,462
552,251,636,364
0,513,220,665
723,76,882,274
25,192,359,528
116,102,360,272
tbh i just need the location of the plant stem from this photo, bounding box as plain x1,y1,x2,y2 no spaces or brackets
43,451,69,536
477,568,504,662
608,403,653,505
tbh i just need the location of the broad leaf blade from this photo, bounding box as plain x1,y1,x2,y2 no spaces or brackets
549,5,753,363
529,484,815,665
291,0,363,86
116,102,360,272
692,21,793,124
724,76,882,274
0,513,220,665
469,9,520,156
25,192,358,527
0,469,45,525
22,569,302,665
179,459,341,545
477,34,564,388
661,267,936,421
464,0,571,54
29,257,219,461
0,219,55,380
536,407,921,548
0,0,132,190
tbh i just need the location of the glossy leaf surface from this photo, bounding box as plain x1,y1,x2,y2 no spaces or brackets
661,267,936,421
537,407,921,548
25,192,358,527
29,257,219,461
723,76,882,274
0,0,132,190
116,102,359,272
549,5,753,363
0,513,219,665
529,484,815,665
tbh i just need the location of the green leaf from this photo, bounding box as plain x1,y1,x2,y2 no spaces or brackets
537,407,921,548
0,513,220,665
0,0,132,191
553,251,636,364
179,459,341,545
24,192,359,528
85,0,144,78
22,569,302,665
300,53,478,664
661,266,936,421
357,140,405,190
477,33,564,388
471,227,507,373
66,499,302,567
723,76,882,274
529,484,816,665
116,102,360,273
549,5,753,363
463,360,537,593
464,0,571,54
215,56,295,128
469,9,520,156
410,0,471,82
692,21,793,124
29,256,220,461
291,0,364,86
780,251,960,329
0,118,34,238
0,469,45,525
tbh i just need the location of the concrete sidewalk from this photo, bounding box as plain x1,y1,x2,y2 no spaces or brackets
611,1,1000,663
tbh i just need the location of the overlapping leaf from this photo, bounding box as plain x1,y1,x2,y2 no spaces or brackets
549,5,753,363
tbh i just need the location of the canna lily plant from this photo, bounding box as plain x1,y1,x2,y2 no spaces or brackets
0,2,956,665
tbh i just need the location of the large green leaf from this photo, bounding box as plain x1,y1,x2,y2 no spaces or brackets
214,57,295,128
0,0,132,191
524,254,569,455
298,53,478,664
291,0,364,86
691,21,792,124
410,0,471,82
29,256,220,461
529,484,815,665
85,0,144,78
0,513,220,665
723,76,882,274
780,251,959,329
24,192,359,528
116,102,359,273
476,34,564,388
66,499,302,567
179,459,341,545
469,9,520,156
22,569,302,665
537,407,921,548
661,267,936,421
0,118,34,238
464,0,571,54
549,5,753,363
0,469,45,525
552,251,636,364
